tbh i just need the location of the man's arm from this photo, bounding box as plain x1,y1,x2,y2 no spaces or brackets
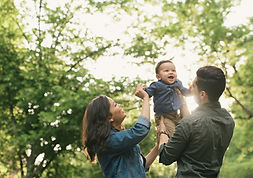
158,116,169,148
174,87,190,117
158,116,190,165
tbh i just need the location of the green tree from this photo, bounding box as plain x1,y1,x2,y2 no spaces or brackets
0,0,26,176
0,0,133,177
2,0,253,177
108,0,253,177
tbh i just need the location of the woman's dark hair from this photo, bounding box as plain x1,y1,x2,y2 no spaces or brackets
196,66,226,102
82,95,112,162
155,60,173,74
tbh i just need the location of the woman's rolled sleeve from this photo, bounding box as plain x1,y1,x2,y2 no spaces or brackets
137,115,151,129
107,115,151,152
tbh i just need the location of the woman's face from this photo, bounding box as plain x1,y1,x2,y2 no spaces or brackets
108,98,126,126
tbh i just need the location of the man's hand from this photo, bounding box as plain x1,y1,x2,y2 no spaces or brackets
158,116,169,148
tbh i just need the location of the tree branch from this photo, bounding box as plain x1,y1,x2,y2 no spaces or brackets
59,43,113,85
9,105,25,177
226,87,253,119
68,43,112,73
219,56,253,119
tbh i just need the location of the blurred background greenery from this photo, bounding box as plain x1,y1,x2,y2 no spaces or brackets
0,0,253,177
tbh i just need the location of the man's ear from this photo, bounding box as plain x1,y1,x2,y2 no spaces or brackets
200,90,209,103
156,74,161,80
200,91,209,100
200,91,207,97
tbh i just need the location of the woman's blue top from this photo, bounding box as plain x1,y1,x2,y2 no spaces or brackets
97,115,151,178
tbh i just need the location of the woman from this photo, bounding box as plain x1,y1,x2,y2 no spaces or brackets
82,84,159,178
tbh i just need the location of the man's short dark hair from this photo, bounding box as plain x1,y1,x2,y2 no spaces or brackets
155,60,173,74
196,66,226,102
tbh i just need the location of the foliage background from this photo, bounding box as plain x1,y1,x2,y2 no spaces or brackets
0,0,252,177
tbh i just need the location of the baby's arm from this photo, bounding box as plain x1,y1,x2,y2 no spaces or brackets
176,80,191,96
145,82,157,97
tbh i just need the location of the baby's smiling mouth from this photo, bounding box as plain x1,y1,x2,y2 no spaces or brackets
168,76,174,79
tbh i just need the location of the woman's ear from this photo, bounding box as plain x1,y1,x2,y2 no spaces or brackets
109,117,114,123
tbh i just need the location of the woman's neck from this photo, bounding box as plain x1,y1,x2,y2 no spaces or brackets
112,123,124,131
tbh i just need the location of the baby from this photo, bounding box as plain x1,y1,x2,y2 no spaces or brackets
145,60,190,137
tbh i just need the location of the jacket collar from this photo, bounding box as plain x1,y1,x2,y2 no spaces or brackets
196,101,221,111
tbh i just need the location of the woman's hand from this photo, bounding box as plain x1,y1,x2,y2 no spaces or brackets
135,83,150,120
135,83,149,100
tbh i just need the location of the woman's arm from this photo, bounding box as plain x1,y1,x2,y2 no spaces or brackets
136,83,159,169
106,84,151,153
145,131,160,170
135,83,150,120
145,142,159,169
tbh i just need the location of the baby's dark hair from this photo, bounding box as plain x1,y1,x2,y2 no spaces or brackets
196,66,226,102
155,60,173,74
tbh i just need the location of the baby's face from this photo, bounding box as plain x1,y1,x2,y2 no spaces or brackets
156,62,177,84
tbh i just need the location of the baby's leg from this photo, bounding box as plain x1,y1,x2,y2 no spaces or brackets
156,114,176,137
163,117,176,138
163,112,181,137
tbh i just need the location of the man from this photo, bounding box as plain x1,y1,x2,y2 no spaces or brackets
158,66,235,177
